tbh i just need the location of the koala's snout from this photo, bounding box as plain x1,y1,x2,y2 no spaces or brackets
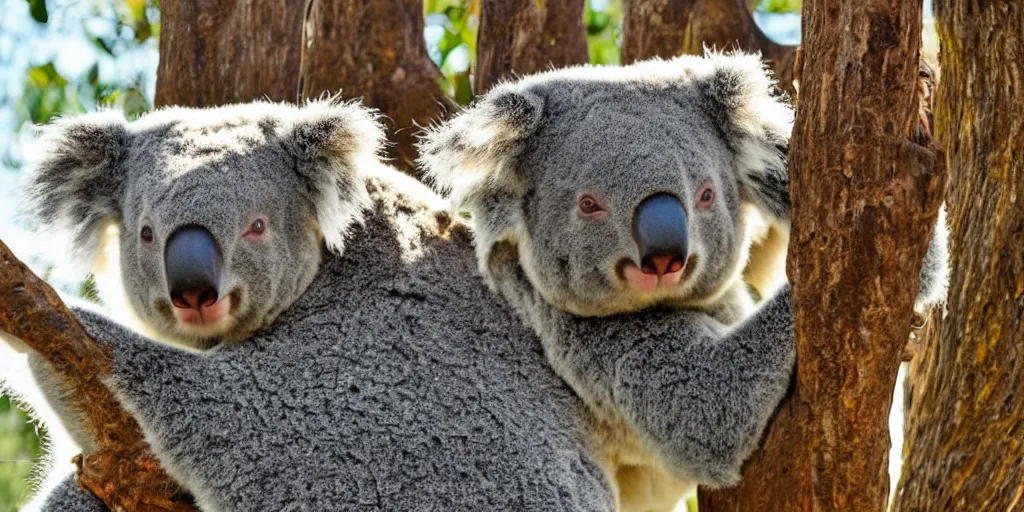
165,225,223,311
633,193,689,277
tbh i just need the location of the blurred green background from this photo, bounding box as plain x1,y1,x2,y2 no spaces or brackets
0,397,43,511
0,0,806,510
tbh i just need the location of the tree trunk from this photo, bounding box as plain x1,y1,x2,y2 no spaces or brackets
684,0,797,93
699,0,944,510
620,0,695,65
0,241,196,511
620,0,798,105
298,0,454,172
474,0,589,94
894,1,1024,508
155,0,304,106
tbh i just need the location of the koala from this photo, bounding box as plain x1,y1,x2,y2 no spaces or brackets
420,52,949,512
11,102,614,511
14,100,377,463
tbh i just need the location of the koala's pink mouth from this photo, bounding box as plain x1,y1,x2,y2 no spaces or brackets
173,295,232,326
620,255,696,294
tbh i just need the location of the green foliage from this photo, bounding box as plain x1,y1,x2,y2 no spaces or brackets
18,62,81,125
586,0,622,65
26,0,46,23
687,494,699,511
756,0,801,13
0,396,43,512
747,282,763,303
80,274,103,305
425,0,477,105
122,0,158,41
8,0,157,162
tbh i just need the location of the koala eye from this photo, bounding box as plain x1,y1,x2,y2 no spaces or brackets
244,218,267,240
140,226,154,243
696,183,715,209
578,195,606,217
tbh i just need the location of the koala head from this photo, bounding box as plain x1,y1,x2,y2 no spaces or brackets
26,100,382,347
421,53,792,316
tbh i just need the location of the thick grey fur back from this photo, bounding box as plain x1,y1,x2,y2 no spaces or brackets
71,169,612,511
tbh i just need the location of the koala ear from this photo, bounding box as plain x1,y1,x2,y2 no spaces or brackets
693,52,793,225
284,99,384,253
418,88,543,271
24,110,130,267
418,88,542,200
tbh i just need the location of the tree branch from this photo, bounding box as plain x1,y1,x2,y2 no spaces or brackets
620,0,696,65
620,0,797,92
0,239,195,511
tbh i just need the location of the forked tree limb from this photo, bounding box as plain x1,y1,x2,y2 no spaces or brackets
0,239,195,511
156,0,453,173
683,0,797,93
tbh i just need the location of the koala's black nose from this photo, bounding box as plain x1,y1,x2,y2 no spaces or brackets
633,193,689,276
165,225,223,310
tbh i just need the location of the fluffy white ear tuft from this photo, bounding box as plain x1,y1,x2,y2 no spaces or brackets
418,88,542,210
418,87,544,281
287,99,385,254
23,110,130,268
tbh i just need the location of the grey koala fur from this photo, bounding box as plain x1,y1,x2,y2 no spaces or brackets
420,52,949,511
20,102,614,511
915,204,949,312
19,100,377,460
38,474,107,512
420,53,794,510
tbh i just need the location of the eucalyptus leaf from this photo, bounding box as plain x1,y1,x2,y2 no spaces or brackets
27,0,47,23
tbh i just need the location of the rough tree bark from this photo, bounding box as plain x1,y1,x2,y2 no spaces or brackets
683,0,797,92
155,0,304,106
0,241,196,511
474,0,589,94
157,0,451,172
699,0,944,510
894,1,1024,509
619,0,695,65
298,0,454,171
